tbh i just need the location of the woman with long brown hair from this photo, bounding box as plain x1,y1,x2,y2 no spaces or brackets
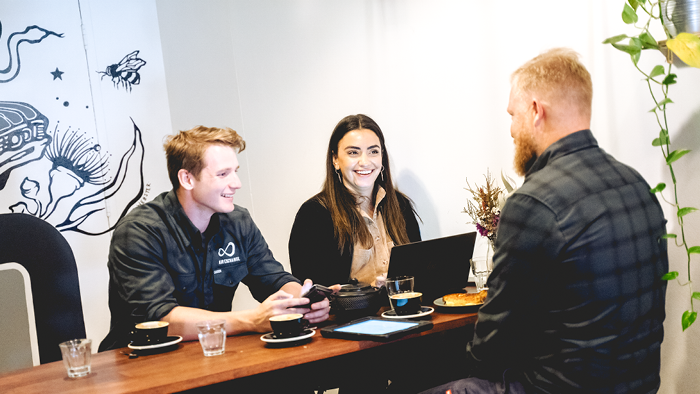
289,114,420,288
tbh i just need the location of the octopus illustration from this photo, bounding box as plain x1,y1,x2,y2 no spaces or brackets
0,21,64,83
9,119,145,235
0,102,52,190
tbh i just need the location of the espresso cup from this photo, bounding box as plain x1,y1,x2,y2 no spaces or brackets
130,321,169,345
389,291,423,315
269,313,309,338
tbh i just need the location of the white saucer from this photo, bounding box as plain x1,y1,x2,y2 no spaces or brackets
260,329,315,343
128,335,183,350
381,306,434,319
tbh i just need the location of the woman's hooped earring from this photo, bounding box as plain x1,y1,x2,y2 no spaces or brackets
336,169,343,184
380,166,385,182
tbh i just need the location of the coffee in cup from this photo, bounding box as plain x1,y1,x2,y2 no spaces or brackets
131,321,169,345
269,313,309,338
389,292,423,315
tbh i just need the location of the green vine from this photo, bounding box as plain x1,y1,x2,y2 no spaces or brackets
604,0,700,331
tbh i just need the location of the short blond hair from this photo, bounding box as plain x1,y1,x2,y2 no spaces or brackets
511,48,592,118
164,126,246,190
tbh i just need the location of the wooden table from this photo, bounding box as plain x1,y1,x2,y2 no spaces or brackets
0,309,477,393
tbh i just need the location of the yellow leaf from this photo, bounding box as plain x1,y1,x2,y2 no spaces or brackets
666,33,700,69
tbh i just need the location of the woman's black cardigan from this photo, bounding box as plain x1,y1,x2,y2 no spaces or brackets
288,192,421,286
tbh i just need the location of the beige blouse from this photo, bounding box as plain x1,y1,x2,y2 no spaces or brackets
349,188,394,286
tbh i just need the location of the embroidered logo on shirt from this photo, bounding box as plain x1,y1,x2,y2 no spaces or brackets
217,241,240,265
218,242,236,257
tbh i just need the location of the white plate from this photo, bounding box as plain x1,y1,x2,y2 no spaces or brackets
260,329,315,343
128,335,183,350
381,306,434,319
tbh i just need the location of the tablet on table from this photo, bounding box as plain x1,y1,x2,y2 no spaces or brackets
320,316,433,341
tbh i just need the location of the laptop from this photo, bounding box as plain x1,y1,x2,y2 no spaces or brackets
387,232,477,305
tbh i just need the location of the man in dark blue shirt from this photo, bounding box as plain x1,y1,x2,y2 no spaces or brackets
422,48,668,393
100,126,336,351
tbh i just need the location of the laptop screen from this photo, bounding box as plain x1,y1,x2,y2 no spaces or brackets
387,232,477,304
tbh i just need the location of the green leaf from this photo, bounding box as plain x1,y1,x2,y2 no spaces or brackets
662,271,679,280
652,129,669,146
632,51,641,64
682,310,697,331
622,3,638,24
658,97,673,106
663,73,678,85
689,246,700,254
667,149,690,164
640,32,659,49
649,65,665,78
650,182,666,193
628,0,640,9
650,98,674,112
603,34,629,44
662,233,677,239
692,292,700,301
677,207,698,217
629,37,643,64
611,42,642,56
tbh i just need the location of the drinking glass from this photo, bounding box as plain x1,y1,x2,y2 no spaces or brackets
470,256,491,292
196,320,226,356
58,339,92,378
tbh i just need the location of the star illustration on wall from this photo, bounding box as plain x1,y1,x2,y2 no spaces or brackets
51,67,64,80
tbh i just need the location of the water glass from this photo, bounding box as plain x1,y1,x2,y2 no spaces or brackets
196,320,226,357
58,339,92,378
470,256,492,292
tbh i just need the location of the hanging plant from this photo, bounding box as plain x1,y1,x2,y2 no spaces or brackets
604,0,700,331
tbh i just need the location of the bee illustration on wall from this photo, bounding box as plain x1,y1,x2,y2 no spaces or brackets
97,50,146,92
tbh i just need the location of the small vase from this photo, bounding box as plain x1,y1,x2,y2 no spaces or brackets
485,239,495,272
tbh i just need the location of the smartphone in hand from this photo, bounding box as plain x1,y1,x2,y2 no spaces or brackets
299,284,334,308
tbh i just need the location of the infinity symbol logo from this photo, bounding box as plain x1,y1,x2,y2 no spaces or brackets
218,242,236,257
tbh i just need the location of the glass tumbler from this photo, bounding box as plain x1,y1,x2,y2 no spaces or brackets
58,339,92,378
195,319,226,356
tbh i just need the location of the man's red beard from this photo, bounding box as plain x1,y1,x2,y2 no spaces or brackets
514,130,537,176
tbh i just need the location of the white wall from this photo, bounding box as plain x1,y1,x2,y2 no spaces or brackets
156,1,700,393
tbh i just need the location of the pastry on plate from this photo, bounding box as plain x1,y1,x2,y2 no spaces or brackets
442,290,487,306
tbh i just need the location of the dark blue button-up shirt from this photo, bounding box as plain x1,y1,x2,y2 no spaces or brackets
100,190,299,350
469,130,668,393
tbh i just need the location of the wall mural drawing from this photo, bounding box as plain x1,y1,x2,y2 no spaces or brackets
98,50,146,92
0,21,64,83
0,14,149,237
0,102,51,190
0,2,175,352
6,112,145,236
50,67,64,80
